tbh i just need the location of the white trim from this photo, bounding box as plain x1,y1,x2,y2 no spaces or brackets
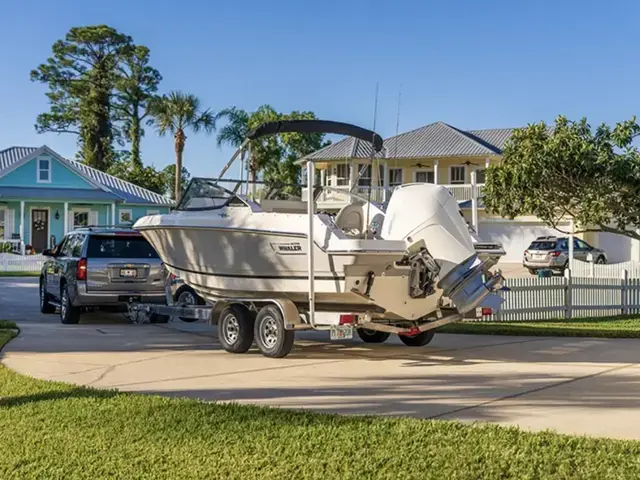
118,209,133,224
146,209,160,215
36,157,52,184
28,206,51,250
111,203,116,225
448,165,467,184
413,168,435,183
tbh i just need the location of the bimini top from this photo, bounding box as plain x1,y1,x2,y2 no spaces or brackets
247,120,384,153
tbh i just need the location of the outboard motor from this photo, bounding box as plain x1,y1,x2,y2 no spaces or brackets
382,183,503,314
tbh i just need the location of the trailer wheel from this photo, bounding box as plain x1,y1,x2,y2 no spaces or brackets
357,328,390,343
218,304,255,354
254,305,294,358
399,330,435,347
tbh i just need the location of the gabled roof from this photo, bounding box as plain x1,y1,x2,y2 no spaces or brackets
0,145,174,205
301,121,519,162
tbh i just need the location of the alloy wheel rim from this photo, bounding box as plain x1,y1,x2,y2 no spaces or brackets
178,292,195,305
222,314,240,344
260,316,278,349
61,289,67,318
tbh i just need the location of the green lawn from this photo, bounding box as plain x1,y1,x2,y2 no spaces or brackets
1,325,640,478
0,271,40,277
438,316,640,338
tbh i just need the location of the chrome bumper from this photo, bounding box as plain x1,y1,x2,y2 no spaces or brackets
438,254,504,314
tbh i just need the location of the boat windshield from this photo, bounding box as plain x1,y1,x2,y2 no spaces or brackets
176,178,246,211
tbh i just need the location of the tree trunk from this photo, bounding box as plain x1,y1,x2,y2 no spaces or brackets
130,103,142,167
174,129,186,201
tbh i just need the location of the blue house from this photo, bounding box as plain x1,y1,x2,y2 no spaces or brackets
0,145,174,254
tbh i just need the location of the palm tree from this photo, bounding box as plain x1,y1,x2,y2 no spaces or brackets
215,107,250,183
216,105,280,196
149,91,216,200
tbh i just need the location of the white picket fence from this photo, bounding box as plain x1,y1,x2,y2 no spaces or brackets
571,259,640,279
486,271,640,321
0,253,46,272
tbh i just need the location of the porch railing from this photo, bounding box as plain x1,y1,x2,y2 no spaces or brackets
301,183,485,205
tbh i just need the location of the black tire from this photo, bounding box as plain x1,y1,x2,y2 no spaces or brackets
399,330,435,347
254,305,294,358
149,313,170,324
527,268,537,275
596,256,606,264
60,283,80,325
175,287,205,323
217,304,255,354
357,328,390,344
39,278,56,314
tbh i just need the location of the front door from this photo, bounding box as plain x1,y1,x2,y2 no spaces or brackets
31,209,49,253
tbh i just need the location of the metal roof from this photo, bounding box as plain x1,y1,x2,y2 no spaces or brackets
0,186,121,201
302,122,520,161
0,146,174,205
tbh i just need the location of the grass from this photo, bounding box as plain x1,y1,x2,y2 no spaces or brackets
0,325,640,478
439,315,640,338
0,271,40,277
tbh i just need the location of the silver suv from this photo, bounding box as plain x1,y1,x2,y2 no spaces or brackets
39,227,168,324
523,236,608,275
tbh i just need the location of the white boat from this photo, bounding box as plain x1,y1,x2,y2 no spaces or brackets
134,120,505,357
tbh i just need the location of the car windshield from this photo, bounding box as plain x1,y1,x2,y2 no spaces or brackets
177,178,247,210
529,241,557,250
87,235,159,259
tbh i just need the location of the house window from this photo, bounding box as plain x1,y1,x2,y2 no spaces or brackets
73,211,89,229
388,168,403,187
450,166,466,184
415,170,435,184
37,159,51,183
356,165,384,187
335,164,349,186
119,209,133,224
475,168,486,184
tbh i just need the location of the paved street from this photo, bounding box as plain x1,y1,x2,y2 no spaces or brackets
2,277,640,440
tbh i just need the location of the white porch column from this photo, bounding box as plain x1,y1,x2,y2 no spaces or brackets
485,157,490,170
63,202,69,234
19,200,25,255
320,168,326,187
433,159,439,185
383,162,390,202
111,203,116,225
470,169,478,233
348,159,356,191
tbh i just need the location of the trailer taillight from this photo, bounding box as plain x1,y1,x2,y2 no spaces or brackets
481,307,493,316
339,314,355,325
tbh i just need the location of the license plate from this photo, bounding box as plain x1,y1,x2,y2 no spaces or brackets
120,268,138,278
330,325,353,340
535,254,546,260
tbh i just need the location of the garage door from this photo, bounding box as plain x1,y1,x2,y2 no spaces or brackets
478,222,568,263
596,232,633,263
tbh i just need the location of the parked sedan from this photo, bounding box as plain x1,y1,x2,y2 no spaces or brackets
523,236,607,275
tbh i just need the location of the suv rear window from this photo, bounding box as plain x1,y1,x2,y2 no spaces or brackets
87,235,159,259
528,241,557,250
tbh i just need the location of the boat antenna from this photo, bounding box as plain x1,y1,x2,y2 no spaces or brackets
364,82,379,239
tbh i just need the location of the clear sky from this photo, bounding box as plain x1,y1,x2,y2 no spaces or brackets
0,0,638,178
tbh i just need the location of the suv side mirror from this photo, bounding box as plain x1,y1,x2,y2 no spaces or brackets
42,248,55,257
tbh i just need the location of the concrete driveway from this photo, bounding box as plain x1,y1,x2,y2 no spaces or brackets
2,277,640,440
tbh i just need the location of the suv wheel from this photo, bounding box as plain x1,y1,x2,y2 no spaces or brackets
40,279,56,314
176,287,205,323
60,283,81,325
596,256,606,264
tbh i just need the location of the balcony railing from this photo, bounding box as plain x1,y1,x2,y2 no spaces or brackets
302,183,485,206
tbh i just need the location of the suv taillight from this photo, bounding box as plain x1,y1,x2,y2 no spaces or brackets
550,251,561,257
77,258,87,280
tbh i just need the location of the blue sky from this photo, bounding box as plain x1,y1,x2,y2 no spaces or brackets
0,0,638,178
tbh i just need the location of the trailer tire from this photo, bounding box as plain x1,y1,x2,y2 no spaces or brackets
254,305,294,358
218,304,254,354
399,330,435,347
357,328,390,344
